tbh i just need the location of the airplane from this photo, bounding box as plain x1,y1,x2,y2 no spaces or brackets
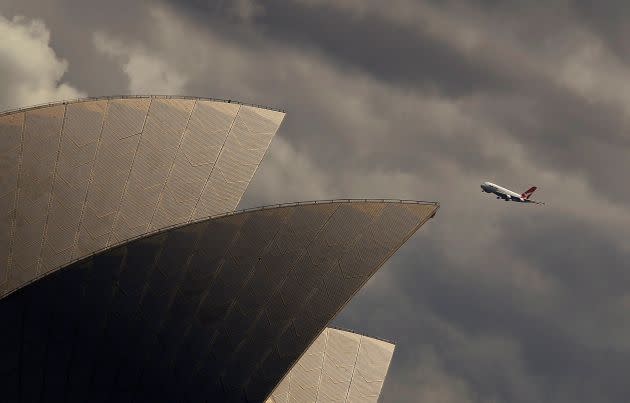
480,182,545,204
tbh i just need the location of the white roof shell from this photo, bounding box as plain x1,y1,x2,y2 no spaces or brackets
268,327,395,402
0,96,285,297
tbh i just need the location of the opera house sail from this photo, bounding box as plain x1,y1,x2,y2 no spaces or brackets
267,327,396,402
0,96,284,297
0,96,439,402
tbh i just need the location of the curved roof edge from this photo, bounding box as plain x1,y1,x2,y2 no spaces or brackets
262,201,435,400
326,324,395,345
224,199,438,218
0,97,286,299
0,199,437,401
0,94,286,117
0,199,438,300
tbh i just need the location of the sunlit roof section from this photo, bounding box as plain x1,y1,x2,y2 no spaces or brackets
267,327,395,403
0,96,285,298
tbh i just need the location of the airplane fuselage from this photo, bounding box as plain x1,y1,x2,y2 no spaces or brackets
481,182,526,202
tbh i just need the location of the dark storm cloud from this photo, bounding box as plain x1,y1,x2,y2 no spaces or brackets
337,214,630,402
168,0,515,97
463,88,630,203
3,0,630,402
571,0,630,61
166,0,630,205
502,212,630,298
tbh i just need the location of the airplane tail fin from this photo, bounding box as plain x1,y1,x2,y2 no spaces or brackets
521,186,537,199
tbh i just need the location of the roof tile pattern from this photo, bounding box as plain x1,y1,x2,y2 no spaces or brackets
267,328,395,403
0,201,436,402
0,96,284,297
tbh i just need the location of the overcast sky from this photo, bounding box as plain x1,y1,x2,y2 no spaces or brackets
3,1,630,401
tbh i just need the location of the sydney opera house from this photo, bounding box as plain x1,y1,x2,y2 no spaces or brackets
0,96,438,402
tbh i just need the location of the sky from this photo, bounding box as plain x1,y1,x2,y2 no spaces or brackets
2,1,630,401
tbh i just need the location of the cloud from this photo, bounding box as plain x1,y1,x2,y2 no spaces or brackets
0,14,84,110
93,31,188,94
229,0,265,22
240,137,330,208
402,361,478,403
167,0,630,205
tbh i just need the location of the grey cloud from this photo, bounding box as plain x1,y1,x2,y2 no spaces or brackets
92,31,189,94
168,0,516,96
502,212,630,299
166,0,630,207
2,0,155,95
571,0,630,61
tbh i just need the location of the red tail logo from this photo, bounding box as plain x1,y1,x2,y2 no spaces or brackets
521,186,537,199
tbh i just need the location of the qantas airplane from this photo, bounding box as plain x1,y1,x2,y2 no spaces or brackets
481,182,545,204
